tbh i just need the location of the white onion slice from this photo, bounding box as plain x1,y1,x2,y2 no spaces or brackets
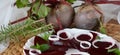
49,35,59,41
74,32,93,42
92,38,115,49
80,41,91,49
29,49,41,55
57,30,72,40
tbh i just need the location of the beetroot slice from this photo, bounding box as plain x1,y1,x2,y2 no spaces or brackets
59,32,68,39
24,49,29,55
88,46,116,55
31,50,40,55
53,28,62,35
76,34,91,41
49,40,70,51
34,36,48,45
94,41,113,49
90,32,97,42
39,50,65,55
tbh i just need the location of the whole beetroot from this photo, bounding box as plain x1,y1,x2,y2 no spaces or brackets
74,4,101,30
46,1,74,29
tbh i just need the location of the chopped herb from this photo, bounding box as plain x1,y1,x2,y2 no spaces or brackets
96,36,101,39
66,0,76,3
99,21,106,34
16,0,30,8
31,44,50,52
40,31,53,41
108,48,120,55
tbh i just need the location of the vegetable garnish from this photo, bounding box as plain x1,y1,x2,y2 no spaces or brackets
108,48,120,55
31,43,50,52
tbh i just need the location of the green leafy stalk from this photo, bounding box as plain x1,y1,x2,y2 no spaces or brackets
0,0,52,43
99,21,106,34
0,19,53,42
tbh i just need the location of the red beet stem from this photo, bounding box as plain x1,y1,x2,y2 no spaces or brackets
94,0,120,5
55,12,63,29
9,16,28,25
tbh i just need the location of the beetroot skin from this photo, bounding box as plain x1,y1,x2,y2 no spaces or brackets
46,3,74,28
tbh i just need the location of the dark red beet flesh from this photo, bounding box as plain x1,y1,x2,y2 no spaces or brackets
31,51,40,55
24,49,29,55
94,41,112,49
39,50,65,55
76,34,91,41
91,32,97,42
88,46,116,55
82,43,89,47
59,32,68,39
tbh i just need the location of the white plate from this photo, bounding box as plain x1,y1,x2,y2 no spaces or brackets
23,28,120,55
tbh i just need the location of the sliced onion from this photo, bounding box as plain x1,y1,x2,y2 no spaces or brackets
57,30,72,40
29,49,41,55
80,41,91,49
49,35,59,41
74,32,93,42
92,38,116,49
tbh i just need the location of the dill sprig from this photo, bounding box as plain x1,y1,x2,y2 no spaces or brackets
0,18,53,42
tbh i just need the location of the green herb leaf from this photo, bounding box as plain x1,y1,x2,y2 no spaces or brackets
40,31,53,41
99,21,106,34
100,26,106,34
108,48,120,55
96,36,101,39
32,3,50,18
16,0,30,8
66,0,76,3
31,44,50,52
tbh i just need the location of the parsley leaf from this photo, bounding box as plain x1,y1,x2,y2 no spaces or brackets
100,26,106,34
108,48,120,55
32,3,51,18
40,32,52,41
96,36,101,39
31,44,50,52
66,0,76,3
16,0,30,8
99,21,106,34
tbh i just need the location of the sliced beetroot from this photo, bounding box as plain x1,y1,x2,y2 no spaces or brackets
53,28,62,35
69,38,80,49
70,39,90,52
80,41,91,49
76,34,91,41
49,35,59,41
94,41,112,49
74,32,93,42
24,49,29,55
88,46,116,55
49,40,71,48
90,32,97,42
31,50,40,55
39,50,65,55
34,36,47,45
57,30,72,40
59,32,68,38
